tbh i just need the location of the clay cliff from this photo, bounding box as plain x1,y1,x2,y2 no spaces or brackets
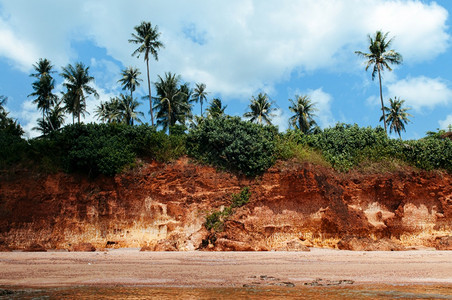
1,157,451,251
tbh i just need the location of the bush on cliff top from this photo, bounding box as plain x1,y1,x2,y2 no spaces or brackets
187,116,277,177
20,123,186,176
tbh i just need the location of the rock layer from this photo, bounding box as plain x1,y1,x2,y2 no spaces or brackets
0,158,451,250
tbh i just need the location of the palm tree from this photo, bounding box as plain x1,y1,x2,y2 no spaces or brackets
33,99,65,135
129,21,164,126
29,58,58,120
243,92,275,125
29,73,58,120
118,94,144,125
192,83,208,116
118,66,142,100
95,98,121,123
355,31,403,134
30,58,55,78
288,95,318,134
380,97,412,139
61,62,99,124
206,98,227,119
153,72,191,133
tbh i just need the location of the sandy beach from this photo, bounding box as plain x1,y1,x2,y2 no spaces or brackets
0,248,451,288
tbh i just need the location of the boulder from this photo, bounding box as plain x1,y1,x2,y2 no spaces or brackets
435,236,452,250
276,239,310,252
24,243,47,252
337,236,404,251
70,243,96,252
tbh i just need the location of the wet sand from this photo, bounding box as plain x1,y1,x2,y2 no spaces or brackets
0,248,451,288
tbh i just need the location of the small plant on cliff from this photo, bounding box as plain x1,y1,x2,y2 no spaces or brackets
231,186,251,208
204,187,251,232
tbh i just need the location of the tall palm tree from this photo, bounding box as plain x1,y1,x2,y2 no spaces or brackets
243,92,275,125
153,72,191,133
29,74,58,120
380,97,412,139
206,98,227,119
118,66,142,100
129,21,164,126
192,83,208,116
61,62,99,124
355,31,403,134
118,94,144,125
288,95,318,134
29,58,57,120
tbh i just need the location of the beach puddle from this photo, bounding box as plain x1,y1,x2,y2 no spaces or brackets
1,285,452,299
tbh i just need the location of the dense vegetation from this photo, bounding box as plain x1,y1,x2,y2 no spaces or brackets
1,24,451,177
1,116,451,176
187,116,277,176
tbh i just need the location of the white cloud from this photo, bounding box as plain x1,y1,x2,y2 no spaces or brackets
0,20,38,71
364,1,450,63
272,108,290,132
0,0,449,99
439,115,452,130
13,100,41,139
307,88,335,128
387,76,452,111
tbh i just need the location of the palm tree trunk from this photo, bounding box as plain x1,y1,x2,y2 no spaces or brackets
146,58,154,126
200,100,203,117
378,67,388,134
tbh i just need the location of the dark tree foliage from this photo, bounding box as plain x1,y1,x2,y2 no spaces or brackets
187,116,277,176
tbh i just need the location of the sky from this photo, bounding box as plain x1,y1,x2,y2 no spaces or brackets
1,0,452,139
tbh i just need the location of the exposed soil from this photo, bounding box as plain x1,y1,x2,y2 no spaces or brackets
0,157,451,251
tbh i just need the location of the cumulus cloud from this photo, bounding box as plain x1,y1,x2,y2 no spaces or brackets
0,0,449,99
272,108,290,132
439,115,452,130
0,20,38,71
387,76,452,111
307,88,335,128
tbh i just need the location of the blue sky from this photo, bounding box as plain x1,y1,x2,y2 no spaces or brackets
1,0,452,139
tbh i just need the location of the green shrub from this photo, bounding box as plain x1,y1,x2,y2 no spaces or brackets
276,130,330,167
205,210,230,232
20,123,186,176
205,187,251,232
187,117,277,176
231,186,251,208
301,123,394,171
401,138,452,172
0,130,28,168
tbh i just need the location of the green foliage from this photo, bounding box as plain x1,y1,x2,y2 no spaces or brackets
401,138,452,172
3,123,186,176
301,123,393,171
276,130,330,167
0,105,27,168
187,116,277,176
204,187,251,232
204,210,230,232
231,186,251,208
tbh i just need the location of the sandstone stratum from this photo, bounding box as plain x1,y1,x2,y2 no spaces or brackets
1,157,451,251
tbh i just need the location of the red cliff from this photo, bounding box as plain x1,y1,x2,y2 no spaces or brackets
1,157,451,251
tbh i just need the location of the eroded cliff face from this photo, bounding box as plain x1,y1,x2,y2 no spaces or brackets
0,158,451,251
